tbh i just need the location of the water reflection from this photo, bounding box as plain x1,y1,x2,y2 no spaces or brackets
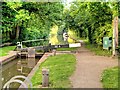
17,58,36,75
1,57,39,88
17,60,22,73
49,25,78,45
27,58,35,68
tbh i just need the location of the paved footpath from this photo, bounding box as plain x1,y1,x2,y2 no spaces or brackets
70,45,118,88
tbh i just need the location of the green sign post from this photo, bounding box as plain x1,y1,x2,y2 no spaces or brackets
103,37,111,50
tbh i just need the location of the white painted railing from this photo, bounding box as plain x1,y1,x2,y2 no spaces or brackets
3,75,32,90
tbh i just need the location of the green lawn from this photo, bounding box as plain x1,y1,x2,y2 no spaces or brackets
31,54,76,88
0,46,16,57
56,47,78,51
101,67,119,89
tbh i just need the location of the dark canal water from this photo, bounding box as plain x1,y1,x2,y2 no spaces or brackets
0,57,40,88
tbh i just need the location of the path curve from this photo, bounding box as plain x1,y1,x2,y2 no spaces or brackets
70,44,118,88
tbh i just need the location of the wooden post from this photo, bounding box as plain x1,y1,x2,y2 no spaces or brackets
42,68,49,87
48,43,52,52
115,16,118,47
113,18,116,56
112,16,118,56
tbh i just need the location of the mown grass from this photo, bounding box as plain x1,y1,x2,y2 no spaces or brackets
0,46,16,57
101,67,119,89
56,47,78,51
85,41,112,56
31,54,76,88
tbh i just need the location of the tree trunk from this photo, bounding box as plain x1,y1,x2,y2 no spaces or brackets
9,27,16,40
79,29,83,38
88,26,92,44
16,25,20,39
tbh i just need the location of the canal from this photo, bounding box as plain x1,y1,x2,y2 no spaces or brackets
1,56,41,88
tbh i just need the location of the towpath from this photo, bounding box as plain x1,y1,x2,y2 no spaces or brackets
70,43,118,88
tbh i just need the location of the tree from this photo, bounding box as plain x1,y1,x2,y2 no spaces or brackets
64,1,118,46
2,2,64,45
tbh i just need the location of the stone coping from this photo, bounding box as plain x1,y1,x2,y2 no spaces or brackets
0,51,18,65
0,51,44,65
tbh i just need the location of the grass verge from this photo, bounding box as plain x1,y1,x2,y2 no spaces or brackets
101,67,119,88
0,46,16,57
31,54,76,88
85,42,112,56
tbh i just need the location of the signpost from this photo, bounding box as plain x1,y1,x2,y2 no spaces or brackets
103,37,110,50
103,17,119,56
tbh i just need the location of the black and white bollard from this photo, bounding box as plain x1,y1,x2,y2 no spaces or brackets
42,68,49,87
17,42,22,51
